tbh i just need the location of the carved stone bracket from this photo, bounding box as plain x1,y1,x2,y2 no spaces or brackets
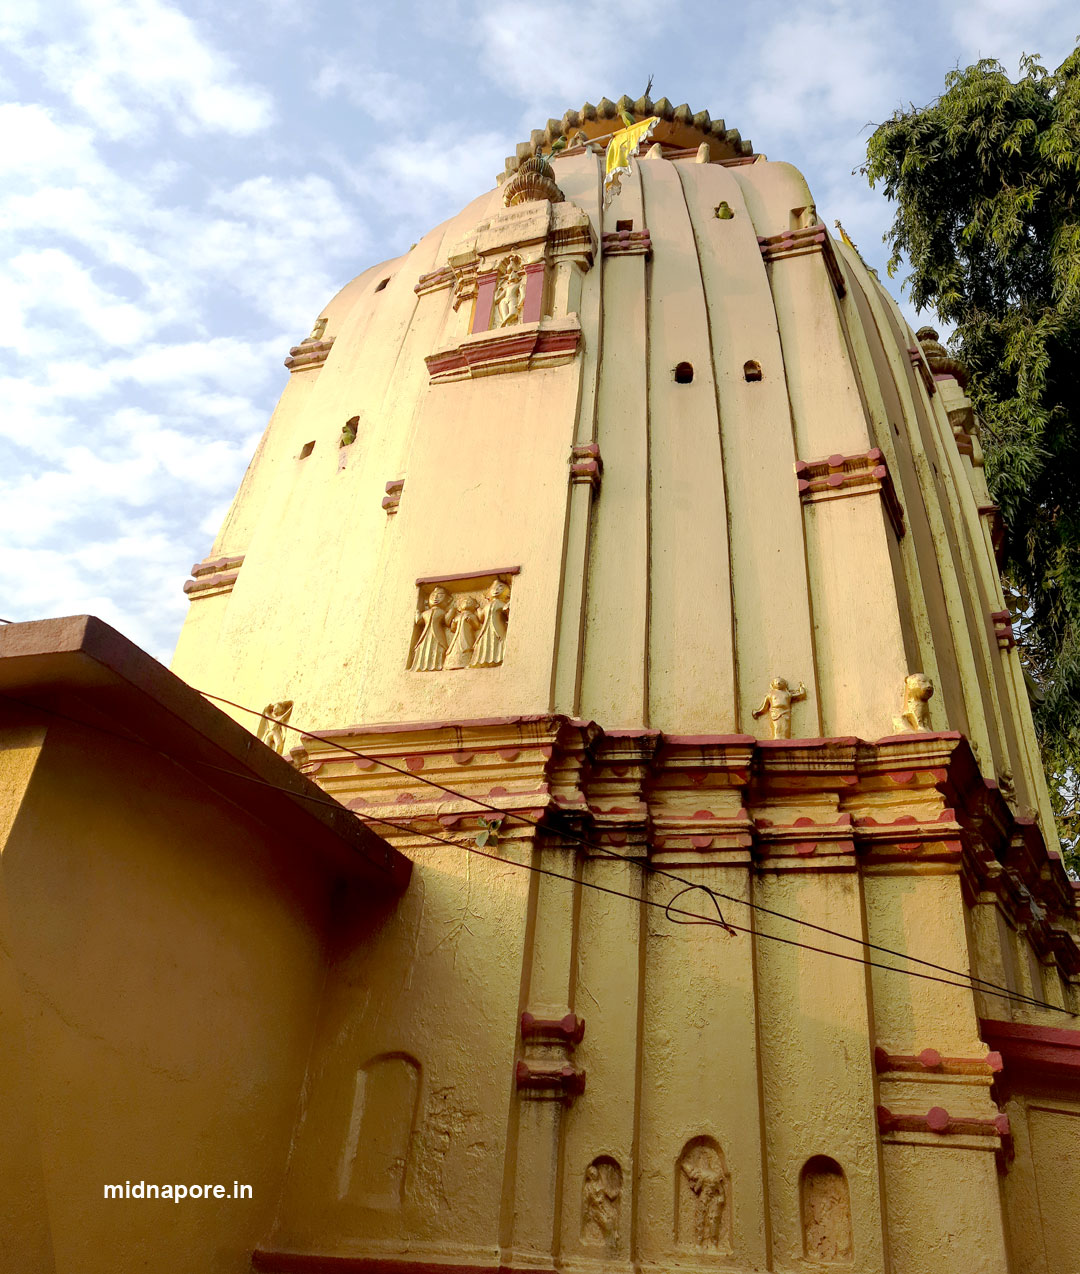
990,609,1015,651
570,443,602,493
515,1059,586,1099
978,503,1005,565
601,228,652,259
382,479,404,515
758,223,845,296
795,448,906,538
284,337,334,374
907,346,937,397
425,316,582,384
183,553,244,600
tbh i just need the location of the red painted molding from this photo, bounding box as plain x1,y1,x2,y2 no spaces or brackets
981,1018,1080,1081
284,337,334,373
877,1104,1009,1139
521,1011,585,1045
601,227,653,258
757,223,846,296
795,448,906,538
515,1059,585,1097
874,1046,1002,1076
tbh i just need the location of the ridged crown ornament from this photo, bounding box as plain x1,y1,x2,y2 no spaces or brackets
916,326,969,390
503,151,564,207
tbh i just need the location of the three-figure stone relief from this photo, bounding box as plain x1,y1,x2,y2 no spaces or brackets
753,677,807,739
257,700,293,755
676,1137,730,1253
409,576,512,672
492,254,526,328
893,672,934,732
581,1156,622,1249
801,1157,853,1263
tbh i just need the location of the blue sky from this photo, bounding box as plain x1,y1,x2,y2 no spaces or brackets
2,0,1077,660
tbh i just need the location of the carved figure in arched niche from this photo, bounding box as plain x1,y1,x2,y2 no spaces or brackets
470,580,511,667
582,1156,622,1249
801,1156,853,1263
676,1136,730,1253
338,1052,421,1208
444,594,480,670
410,587,451,671
493,255,526,328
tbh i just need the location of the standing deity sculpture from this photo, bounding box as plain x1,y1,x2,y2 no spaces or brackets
257,700,294,755
492,256,526,328
581,1158,622,1248
410,587,451,671
752,677,807,739
470,580,511,667
893,673,934,733
444,595,481,670
677,1139,727,1250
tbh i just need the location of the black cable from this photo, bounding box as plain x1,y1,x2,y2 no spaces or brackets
200,691,1060,1011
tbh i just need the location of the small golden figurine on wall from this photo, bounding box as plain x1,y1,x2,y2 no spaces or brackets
257,700,294,755
444,595,481,670
893,672,934,732
752,677,807,739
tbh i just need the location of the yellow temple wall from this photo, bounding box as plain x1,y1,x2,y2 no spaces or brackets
0,704,335,1274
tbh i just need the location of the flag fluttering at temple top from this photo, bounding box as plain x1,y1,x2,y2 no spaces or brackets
604,116,660,204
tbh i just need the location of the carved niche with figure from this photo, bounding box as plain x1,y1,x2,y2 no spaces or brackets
676,1136,731,1253
801,1156,853,1263
581,1156,622,1250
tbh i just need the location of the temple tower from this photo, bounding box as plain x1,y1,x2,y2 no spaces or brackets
171,98,1079,1274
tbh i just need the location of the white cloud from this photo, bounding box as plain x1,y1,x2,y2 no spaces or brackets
6,0,274,140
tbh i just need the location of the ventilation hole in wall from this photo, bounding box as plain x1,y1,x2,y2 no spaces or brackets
616,218,633,232
743,360,763,382
674,362,694,384
375,277,390,292
299,441,315,459
714,201,734,220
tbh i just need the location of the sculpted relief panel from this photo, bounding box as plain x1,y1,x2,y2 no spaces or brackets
409,573,514,672
676,1136,731,1254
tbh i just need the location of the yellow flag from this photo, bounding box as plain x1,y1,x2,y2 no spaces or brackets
604,116,660,203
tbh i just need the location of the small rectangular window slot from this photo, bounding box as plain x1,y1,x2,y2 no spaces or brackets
615,219,633,232
299,441,315,459
375,277,390,292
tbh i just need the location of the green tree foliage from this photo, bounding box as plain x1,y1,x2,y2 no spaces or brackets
864,48,1080,859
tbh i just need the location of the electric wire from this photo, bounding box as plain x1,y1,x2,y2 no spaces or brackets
199,691,1062,1011
2,686,1067,1014
144,752,1077,1013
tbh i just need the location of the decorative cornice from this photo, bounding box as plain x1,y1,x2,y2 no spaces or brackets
183,553,244,600
501,95,752,182
601,228,652,258
515,1059,586,1099
284,337,334,374
757,223,846,297
795,448,906,538
425,317,582,384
